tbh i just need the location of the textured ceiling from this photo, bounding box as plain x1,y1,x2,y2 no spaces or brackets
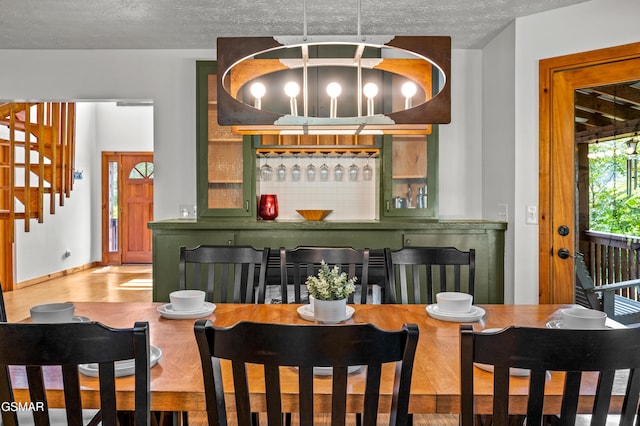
0,0,588,50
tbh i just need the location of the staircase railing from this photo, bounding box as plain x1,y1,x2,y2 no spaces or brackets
0,102,76,290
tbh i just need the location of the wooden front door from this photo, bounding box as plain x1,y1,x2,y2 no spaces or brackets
102,152,153,265
539,42,640,303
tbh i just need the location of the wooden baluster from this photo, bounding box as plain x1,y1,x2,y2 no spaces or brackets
37,103,45,223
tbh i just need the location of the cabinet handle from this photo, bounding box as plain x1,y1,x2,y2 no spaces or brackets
405,239,411,246
386,200,390,212
245,200,249,211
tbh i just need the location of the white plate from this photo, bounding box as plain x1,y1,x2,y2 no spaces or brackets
314,365,363,376
79,346,162,378
157,302,216,319
474,329,530,376
426,304,485,322
297,304,355,323
546,319,608,330
73,316,91,322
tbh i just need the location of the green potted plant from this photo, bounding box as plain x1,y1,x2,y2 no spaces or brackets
306,260,357,323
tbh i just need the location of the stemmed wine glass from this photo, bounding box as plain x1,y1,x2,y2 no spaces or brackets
334,155,344,181
348,154,359,181
259,154,273,181
319,154,330,182
291,153,301,181
276,154,287,181
306,156,316,181
362,153,373,181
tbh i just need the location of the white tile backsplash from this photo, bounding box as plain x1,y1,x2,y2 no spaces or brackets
258,156,378,220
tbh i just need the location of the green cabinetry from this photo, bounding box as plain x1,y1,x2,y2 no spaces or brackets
196,61,255,219
381,129,438,220
149,220,506,304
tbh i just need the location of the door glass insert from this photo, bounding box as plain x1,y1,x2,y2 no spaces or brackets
129,161,154,179
108,161,118,253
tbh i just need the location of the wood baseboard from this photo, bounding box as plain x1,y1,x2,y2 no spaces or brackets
15,262,99,289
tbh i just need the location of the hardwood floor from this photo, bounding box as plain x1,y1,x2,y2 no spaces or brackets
3,265,458,426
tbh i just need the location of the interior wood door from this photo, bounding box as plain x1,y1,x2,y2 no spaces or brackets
121,154,154,263
539,42,640,303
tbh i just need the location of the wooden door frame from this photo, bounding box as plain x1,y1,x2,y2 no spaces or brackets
101,151,153,265
539,42,640,303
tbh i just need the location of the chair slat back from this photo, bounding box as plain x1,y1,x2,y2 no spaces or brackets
195,320,419,426
575,253,604,310
460,325,640,426
179,245,270,303
0,321,149,426
385,247,475,304
279,246,371,304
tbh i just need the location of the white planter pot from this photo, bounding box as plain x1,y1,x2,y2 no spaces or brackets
313,298,347,323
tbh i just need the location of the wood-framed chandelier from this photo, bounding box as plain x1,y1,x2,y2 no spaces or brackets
216,34,451,135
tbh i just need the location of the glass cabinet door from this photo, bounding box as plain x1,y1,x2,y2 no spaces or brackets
197,61,254,218
382,132,438,219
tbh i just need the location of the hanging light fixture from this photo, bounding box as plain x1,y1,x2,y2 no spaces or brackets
216,1,450,136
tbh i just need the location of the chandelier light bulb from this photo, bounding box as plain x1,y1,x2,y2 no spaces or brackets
401,81,417,109
284,81,300,116
327,82,342,118
363,83,378,116
284,81,300,98
401,81,417,98
327,82,342,98
363,83,378,99
250,82,266,109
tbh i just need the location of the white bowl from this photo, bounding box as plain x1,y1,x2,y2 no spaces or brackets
30,302,75,323
436,292,473,314
169,290,206,311
561,307,607,329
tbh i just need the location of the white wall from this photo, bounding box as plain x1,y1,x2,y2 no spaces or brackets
439,49,483,220
482,22,516,303
508,0,640,303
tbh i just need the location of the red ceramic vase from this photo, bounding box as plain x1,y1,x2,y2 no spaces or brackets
258,194,278,220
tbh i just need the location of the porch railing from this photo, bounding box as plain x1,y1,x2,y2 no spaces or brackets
584,230,640,301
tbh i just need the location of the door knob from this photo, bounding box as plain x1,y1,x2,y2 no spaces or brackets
557,248,572,259
557,225,570,236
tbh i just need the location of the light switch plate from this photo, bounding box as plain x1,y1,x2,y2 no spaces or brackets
526,205,538,224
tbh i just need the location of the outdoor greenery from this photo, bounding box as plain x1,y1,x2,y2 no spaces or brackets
588,138,640,237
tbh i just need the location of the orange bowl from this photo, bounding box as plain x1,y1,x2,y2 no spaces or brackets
296,209,333,221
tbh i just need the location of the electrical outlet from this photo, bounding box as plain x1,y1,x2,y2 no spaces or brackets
526,205,538,224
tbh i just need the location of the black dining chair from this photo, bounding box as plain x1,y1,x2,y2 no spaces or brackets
179,245,271,303
0,320,150,426
279,246,375,304
384,246,475,304
0,281,7,322
194,320,419,426
460,324,640,426
575,253,640,325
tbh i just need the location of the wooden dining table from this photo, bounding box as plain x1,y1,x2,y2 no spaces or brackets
12,302,626,415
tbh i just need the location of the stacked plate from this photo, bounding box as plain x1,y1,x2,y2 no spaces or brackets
79,346,162,377
157,302,216,319
426,304,485,322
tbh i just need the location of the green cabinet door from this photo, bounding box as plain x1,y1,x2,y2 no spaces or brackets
196,61,256,219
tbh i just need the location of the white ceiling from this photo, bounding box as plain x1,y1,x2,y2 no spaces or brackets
0,0,588,50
